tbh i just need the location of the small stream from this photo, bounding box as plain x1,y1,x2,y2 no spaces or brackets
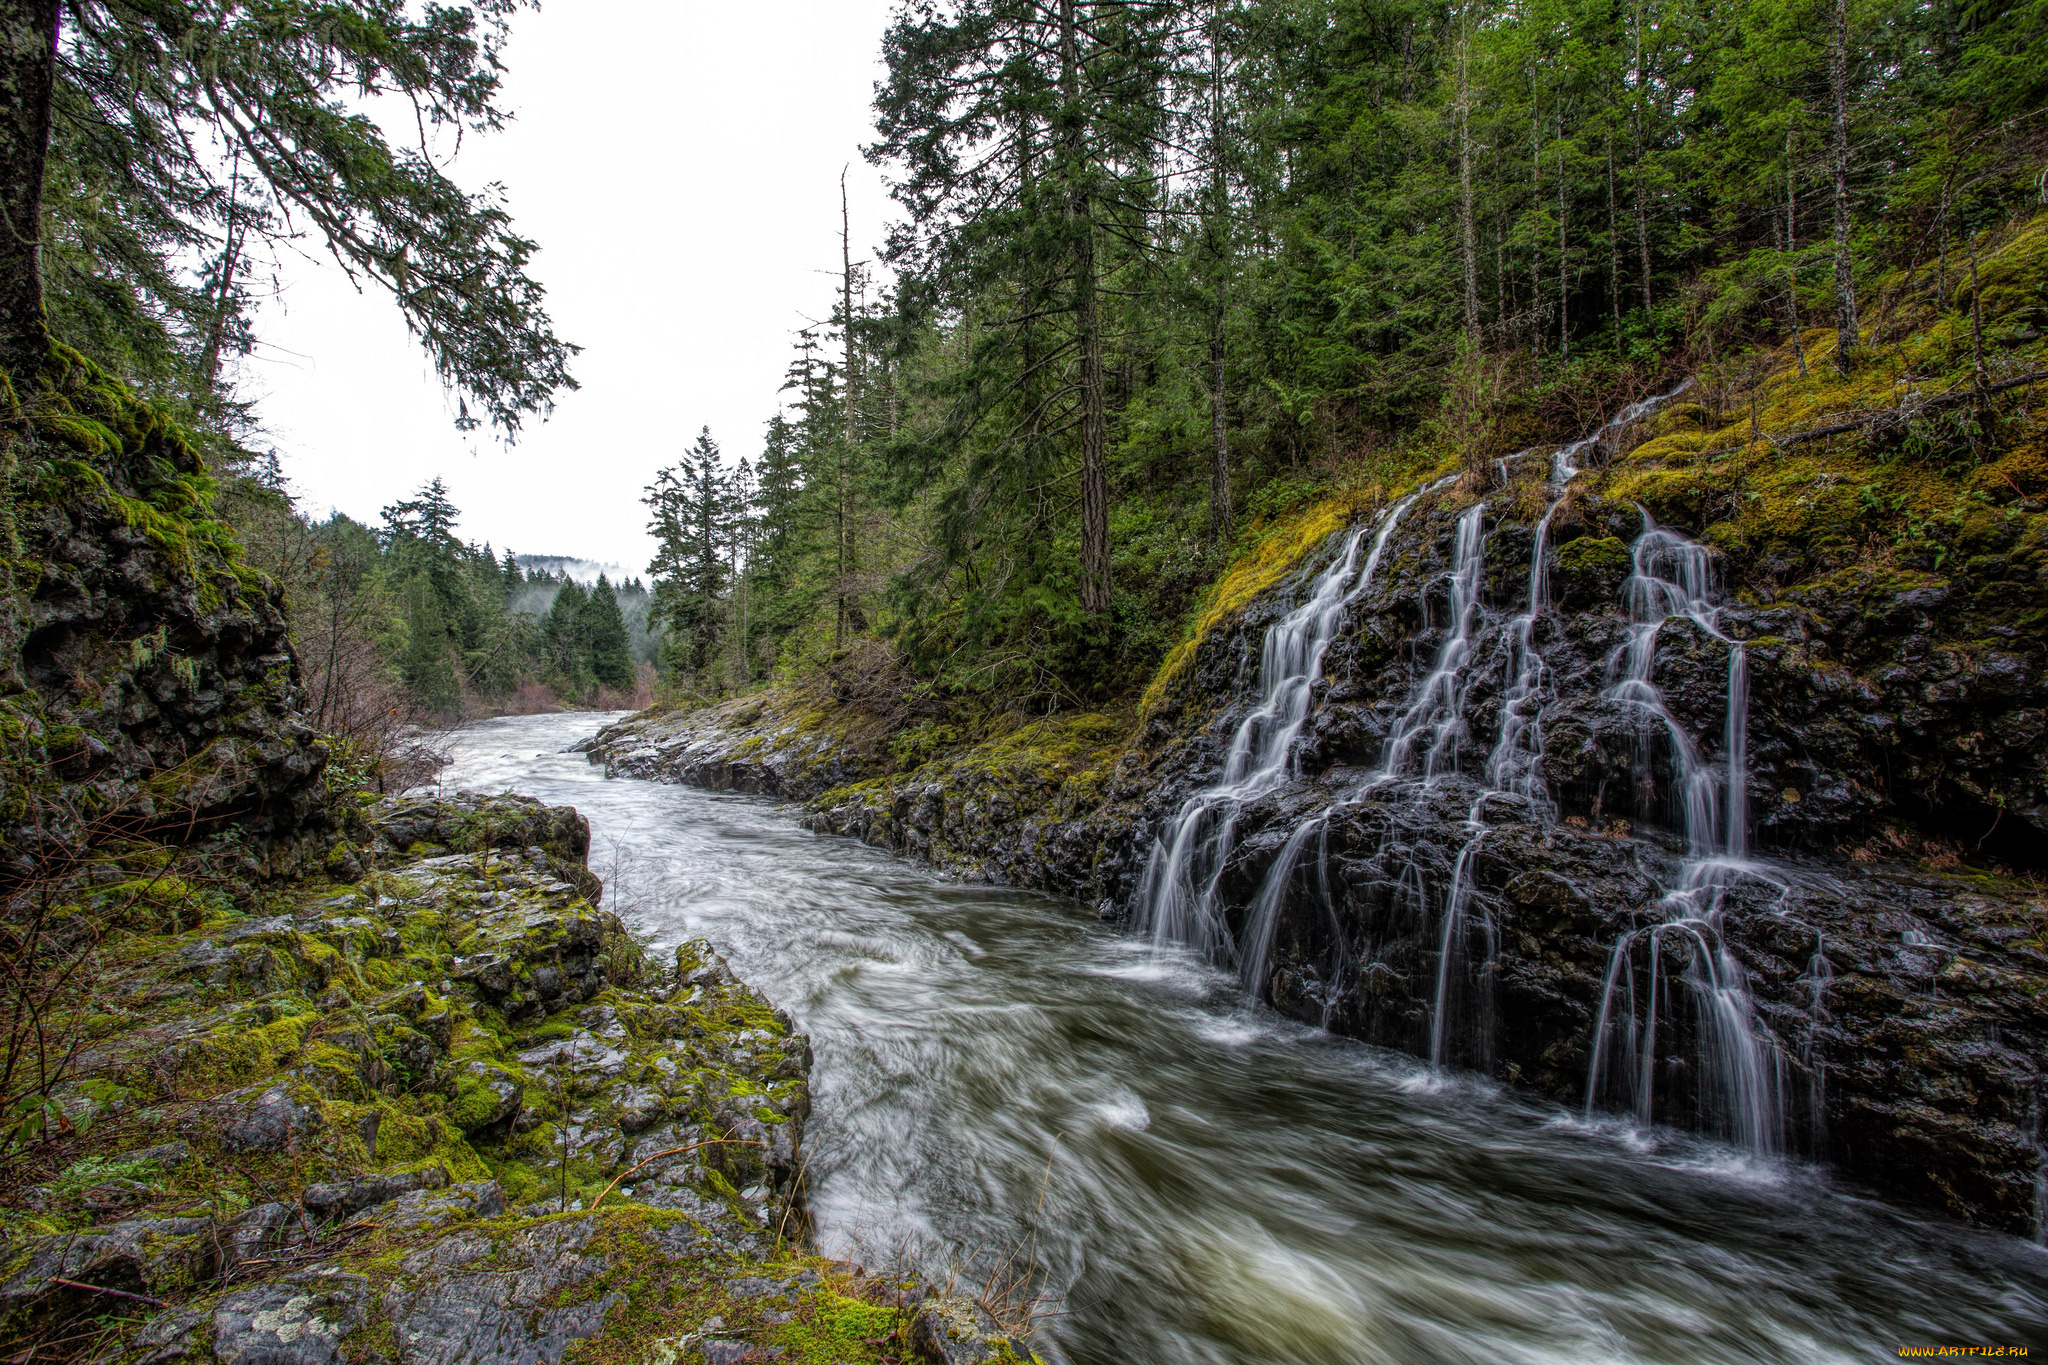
426,711,2046,1364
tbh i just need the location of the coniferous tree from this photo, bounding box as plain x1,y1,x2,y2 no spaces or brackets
0,0,576,433
582,574,635,689
644,427,737,683
872,0,1193,623
542,577,591,694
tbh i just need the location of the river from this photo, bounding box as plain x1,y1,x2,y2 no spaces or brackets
425,711,2046,1364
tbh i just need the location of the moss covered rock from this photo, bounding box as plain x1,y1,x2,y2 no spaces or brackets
0,795,1016,1365
1,342,326,880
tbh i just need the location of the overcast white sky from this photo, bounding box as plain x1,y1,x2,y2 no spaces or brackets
236,0,901,579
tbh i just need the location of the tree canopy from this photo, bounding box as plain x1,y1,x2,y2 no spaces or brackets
2,0,576,436
631,0,2048,710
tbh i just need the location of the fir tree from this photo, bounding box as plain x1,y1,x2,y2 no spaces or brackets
582,574,635,689
543,578,591,693
644,427,737,681
0,0,576,431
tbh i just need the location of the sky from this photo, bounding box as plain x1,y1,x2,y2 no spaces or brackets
236,0,902,579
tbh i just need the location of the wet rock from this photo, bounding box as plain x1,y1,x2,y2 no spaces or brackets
0,352,330,883
0,1216,217,1332
301,1166,449,1222
907,1299,1019,1365
130,1308,208,1364
219,1085,321,1154
0,782,837,1363
380,1219,619,1365
376,1182,508,1234
221,1203,310,1272
212,1271,370,1365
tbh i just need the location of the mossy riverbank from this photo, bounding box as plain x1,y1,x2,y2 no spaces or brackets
0,792,1032,1365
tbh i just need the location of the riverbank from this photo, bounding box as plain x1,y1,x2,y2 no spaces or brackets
431,712,2048,1362
0,790,1027,1365
588,326,2048,1240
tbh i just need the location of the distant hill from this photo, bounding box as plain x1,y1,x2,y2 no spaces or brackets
511,554,641,588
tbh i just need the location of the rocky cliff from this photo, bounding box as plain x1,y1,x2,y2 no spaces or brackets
590,218,2048,1240
2,344,327,881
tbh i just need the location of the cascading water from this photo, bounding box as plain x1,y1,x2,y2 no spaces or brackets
1132,490,1427,962
1377,502,1489,781
1401,383,1697,1065
419,714,2045,1365
1135,379,1793,1151
1582,513,1789,1154
1487,380,1692,808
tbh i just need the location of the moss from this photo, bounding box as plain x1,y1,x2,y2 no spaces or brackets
1602,210,2048,584
187,1008,315,1090
1555,536,1630,575
771,1291,903,1363
1140,496,1357,716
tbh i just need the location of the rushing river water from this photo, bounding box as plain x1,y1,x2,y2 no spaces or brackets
426,711,2047,1364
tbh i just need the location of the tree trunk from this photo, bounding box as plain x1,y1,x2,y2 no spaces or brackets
1457,11,1479,340
837,172,857,646
1607,142,1621,348
1786,126,1809,375
1530,68,1543,352
1210,306,1230,540
1631,2,1652,313
1208,1,1232,542
1062,0,1109,616
1828,0,1858,369
201,227,245,395
0,0,58,386
1557,113,1569,359
1495,222,1507,325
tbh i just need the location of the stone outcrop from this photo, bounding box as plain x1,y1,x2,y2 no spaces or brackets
591,691,891,801
1,345,328,880
0,793,1022,1365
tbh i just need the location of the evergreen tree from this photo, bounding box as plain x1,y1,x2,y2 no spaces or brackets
396,576,459,710
644,427,737,682
872,0,1193,622
1,0,575,432
582,574,635,689
542,578,591,694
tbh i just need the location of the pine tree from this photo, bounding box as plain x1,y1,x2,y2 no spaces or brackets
543,578,591,694
582,574,635,689
644,427,736,682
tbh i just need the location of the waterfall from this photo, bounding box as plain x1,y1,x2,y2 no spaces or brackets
1131,378,1794,1157
1414,386,1692,1059
1132,489,1428,962
1377,503,1489,781
1236,814,1329,999
1582,512,1788,1154
1483,499,1561,811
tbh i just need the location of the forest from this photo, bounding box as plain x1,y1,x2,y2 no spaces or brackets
633,0,2047,719
15,0,2042,732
